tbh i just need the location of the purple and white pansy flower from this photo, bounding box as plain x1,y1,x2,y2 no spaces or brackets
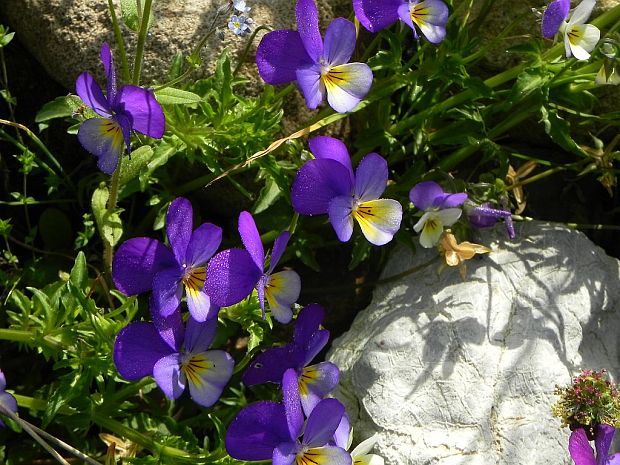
206,211,301,324
291,136,403,246
256,0,373,113
113,313,234,407
243,304,339,415
541,0,600,60
226,368,352,465
569,423,620,465
75,43,165,175
113,197,222,322
409,181,467,248
353,0,449,44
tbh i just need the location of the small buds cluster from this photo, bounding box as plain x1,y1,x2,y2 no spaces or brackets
552,369,620,436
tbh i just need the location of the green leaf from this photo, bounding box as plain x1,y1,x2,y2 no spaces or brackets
246,322,265,352
120,0,154,32
119,145,154,184
35,97,73,123
154,87,202,105
540,106,587,156
253,177,282,214
91,183,123,247
0,31,14,48
70,252,88,292
348,237,371,270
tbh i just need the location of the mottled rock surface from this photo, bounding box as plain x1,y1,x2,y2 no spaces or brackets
0,0,348,89
328,222,620,465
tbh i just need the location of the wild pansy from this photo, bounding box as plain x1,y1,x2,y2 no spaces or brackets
438,230,491,278
569,424,620,465
206,211,301,324
409,181,467,248
541,0,600,60
256,0,373,113
75,43,165,175
333,420,385,465
226,368,352,465
113,197,222,322
353,0,449,44
0,370,17,427
467,202,516,240
291,136,402,246
243,304,339,415
113,312,234,408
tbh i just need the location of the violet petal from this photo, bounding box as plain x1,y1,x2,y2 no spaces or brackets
409,181,444,210
166,197,193,264
291,159,354,215
323,18,357,66
242,345,306,386
283,368,304,440
115,85,165,138
354,153,388,201
184,316,218,353
268,231,291,273
303,398,345,447
256,30,313,85
542,0,570,38
225,401,290,460
299,361,340,415
239,211,265,270
308,136,354,181
569,428,596,465
206,248,262,307
153,353,186,400
77,118,124,175
151,302,185,351
75,72,111,117
100,43,117,103
185,222,222,268
595,424,616,465
112,237,175,296
152,266,183,317
328,196,355,242
296,64,325,110
296,0,323,62
352,0,402,32
113,322,174,380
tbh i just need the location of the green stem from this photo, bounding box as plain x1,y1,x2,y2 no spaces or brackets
0,328,36,343
233,25,271,77
132,0,154,85
103,164,122,272
107,0,130,83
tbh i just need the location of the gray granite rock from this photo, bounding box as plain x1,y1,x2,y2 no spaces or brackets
328,222,620,465
0,0,347,90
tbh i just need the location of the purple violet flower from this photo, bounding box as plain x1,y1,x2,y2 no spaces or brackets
75,43,165,175
113,197,222,322
291,136,402,246
0,370,17,427
467,202,516,240
541,0,600,60
243,304,339,415
256,0,373,113
353,0,449,44
206,211,301,324
113,312,234,407
569,424,620,465
226,368,352,465
409,181,467,248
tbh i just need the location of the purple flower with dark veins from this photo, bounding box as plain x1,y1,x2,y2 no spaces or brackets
75,43,165,175
113,312,234,407
569,424,620,465
256,0,373,113
113,197,222,322
226,368,352,465
353,0,449,44
0,370,17,427
206,211,301,324
291,136,402,246
243,304,339,415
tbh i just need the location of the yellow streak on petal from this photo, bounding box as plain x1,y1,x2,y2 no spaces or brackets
181,353,213,387
183,267,206,298
296,448,331,465
321,67,350,93
98,120,124,149
411,4,430,27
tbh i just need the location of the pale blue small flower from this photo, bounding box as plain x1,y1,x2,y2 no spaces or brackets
233,0,251,13
228,14,253,36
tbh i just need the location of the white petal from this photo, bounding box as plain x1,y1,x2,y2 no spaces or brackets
567,24,600,60
568,0,596,26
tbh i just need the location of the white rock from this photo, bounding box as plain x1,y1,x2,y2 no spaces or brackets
328,222,620,465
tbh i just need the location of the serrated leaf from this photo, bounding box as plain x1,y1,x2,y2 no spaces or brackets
35,97,73,123
253,177,282,214
348,237,371,270
119,145,153,184
246,323,264,352
28,287,55,326
154,87,202,105
120,0,154,32
540,106,587,156
69,252,88,291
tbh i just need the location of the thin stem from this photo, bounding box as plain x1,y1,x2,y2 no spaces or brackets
0,47,23,144
233,25,271,77
132,0,153,85
0,328,36,343
104,165,122,272
0,403,71,465
107,0,130,83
